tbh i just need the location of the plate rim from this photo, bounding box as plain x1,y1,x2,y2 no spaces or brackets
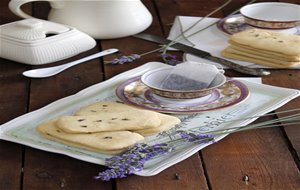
116,76,250,114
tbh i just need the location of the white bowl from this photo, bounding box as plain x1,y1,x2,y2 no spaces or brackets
240,3,300,29
141,67,226,99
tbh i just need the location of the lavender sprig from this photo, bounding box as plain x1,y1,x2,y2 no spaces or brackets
109,54,141,65
94,132,215,181
94,143,173,181
105,48,161,65
95,109,300,181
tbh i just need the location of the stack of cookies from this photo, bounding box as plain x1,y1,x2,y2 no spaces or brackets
221,29,300,68
37,101,181,154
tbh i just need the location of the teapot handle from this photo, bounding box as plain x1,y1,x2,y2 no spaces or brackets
9,0,64,19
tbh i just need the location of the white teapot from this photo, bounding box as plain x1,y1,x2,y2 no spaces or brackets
9,0,153,39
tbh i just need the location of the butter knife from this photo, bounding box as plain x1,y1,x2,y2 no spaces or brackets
133,33,270,76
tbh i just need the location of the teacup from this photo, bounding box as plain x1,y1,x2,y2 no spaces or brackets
240,2,300,29
141,66,226,99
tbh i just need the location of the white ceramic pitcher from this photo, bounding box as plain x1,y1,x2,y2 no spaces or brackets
9,0,153,39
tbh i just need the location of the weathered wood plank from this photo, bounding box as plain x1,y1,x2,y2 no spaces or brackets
116,155,209,190
0,0,30,23
23,148,112,190
263,70,300,157
0,60,28,190
202,117,300,189
155,0,226,35
0,1,31,189
0,141,23,190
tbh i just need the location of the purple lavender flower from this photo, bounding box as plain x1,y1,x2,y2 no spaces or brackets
109,54,141,64
94,143,171,181
94,132,214,181
160,53,182,65
179,130,215,143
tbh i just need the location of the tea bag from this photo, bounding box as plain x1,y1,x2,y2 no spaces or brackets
160,62,220,91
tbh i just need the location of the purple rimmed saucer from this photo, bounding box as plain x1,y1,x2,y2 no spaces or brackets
217,14,300,35
116,76,250,114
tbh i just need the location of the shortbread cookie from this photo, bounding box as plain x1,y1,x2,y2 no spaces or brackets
75,101,142,115
228,42,300,62
222,46,300,67
222,50,299,68
62,101,180,136
229,29,300,56
56,111,161,134
133,113,181,136
37,120,144,154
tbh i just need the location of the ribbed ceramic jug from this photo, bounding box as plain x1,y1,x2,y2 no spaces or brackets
9,0,153,39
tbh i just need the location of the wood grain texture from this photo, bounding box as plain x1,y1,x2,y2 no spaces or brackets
154,0,225,36
0,142,23,190
0,0,299,189
27,47,104,111
0,1,29,189
263,70,300,157
0,0,30,23
202,117,300,190
23,148,112,190
116,154,209,190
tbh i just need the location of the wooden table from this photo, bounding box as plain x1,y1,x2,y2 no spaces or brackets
1,0,299,189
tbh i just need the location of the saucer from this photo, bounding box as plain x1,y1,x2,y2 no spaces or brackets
217,14,300,35
116,76,250,113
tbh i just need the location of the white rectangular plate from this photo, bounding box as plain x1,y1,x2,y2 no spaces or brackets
0,62,299,176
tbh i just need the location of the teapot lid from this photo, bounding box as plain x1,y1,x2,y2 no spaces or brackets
0,18,96,65
0,18,70,41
